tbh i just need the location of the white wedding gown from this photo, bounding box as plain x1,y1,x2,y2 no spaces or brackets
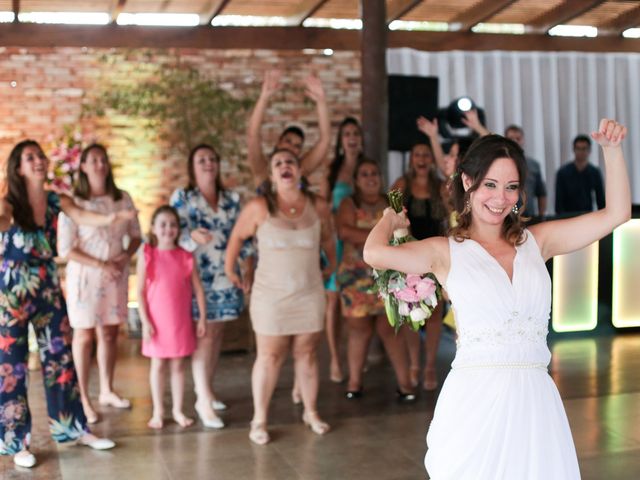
425,231,580,479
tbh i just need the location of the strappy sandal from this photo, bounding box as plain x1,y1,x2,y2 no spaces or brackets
249,421,270,445
302,411,330,436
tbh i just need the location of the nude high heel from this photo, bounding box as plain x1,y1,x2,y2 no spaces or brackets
302,411,330,435
249,421,270,445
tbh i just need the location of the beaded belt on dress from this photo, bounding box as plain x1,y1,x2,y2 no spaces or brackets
452,362,547,370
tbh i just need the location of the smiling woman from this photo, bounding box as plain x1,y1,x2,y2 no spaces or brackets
390,134,448,391
169,143,254,429
337,158,415,400
363,119,631,480
0,139,134,468
57,143,142,424
450,135,528,246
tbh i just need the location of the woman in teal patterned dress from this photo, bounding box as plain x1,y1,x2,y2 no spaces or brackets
0,140,130,468
323,117,363,383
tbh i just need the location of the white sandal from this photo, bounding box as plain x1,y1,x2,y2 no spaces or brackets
249,421,270,445
14,450,36,468
302,411,330,435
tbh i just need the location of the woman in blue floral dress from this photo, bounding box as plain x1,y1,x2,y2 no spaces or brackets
170,144,254,428
0,140,131,468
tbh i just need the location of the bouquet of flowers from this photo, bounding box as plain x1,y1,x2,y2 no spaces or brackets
372,190,441,332
46,128,83,193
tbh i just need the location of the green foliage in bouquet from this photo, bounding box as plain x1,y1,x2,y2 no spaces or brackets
372,190,442,332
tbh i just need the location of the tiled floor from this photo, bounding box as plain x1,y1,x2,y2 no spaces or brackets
2,330,640,479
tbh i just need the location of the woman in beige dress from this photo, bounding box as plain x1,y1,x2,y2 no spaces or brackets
58,144,141,423
225,148,335,445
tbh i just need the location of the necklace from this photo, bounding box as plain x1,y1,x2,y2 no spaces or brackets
278,196,303,216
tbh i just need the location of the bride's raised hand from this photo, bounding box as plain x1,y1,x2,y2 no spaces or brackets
591,118,627,148
383,207,410,230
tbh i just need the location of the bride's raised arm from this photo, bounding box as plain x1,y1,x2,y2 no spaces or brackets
363,208,449,280
530,118,631,261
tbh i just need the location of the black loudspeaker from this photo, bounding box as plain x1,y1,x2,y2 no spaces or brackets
388,75,439,152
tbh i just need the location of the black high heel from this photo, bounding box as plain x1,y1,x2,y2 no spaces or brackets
345,388,363,400
396,388,417,403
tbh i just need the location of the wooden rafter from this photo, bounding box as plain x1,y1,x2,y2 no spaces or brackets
599,4,640,35
109,0,127,24
200,0,231,25
12,0,19,23
529,0,606,33
290,0,330,27
389,29,640,52
0,24,637,53
451,0,518,31
386,0,422,24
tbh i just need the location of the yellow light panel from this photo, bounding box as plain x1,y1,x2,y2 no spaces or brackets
612,219,640,328
552,242,599,332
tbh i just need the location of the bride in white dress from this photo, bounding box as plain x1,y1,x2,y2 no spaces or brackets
364,119,630,480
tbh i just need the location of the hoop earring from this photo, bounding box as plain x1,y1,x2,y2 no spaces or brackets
512,204,519,215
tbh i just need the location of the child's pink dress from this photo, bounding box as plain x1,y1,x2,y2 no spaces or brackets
141,244,197,358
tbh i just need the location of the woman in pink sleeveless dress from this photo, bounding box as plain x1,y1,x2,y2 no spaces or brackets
364,119,629,479
137,206,206,429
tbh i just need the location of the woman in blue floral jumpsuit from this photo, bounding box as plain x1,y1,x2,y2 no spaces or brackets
0,140,127,467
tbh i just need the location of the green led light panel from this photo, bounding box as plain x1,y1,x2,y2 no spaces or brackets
552,242,599,332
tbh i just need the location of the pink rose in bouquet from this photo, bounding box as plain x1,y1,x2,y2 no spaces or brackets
372,190,442,331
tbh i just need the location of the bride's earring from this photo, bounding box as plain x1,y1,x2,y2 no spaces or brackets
512,204,519,215
462,198,471,216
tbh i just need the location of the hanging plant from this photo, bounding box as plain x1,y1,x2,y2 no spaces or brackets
82,58,255,163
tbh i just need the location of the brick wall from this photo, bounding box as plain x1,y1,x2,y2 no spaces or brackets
0,47,361,227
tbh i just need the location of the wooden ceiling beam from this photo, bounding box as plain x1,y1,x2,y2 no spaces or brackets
451,0,517,31
529,0,606,33
12,0,19,23
599,5,640,35
109,0,127,24
290,0,330,27
386,0,422,24
388,29,640,51
0,24,638,52
200,0,231,25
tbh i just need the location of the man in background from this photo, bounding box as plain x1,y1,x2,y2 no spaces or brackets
504,125,547,219
555,134,605,215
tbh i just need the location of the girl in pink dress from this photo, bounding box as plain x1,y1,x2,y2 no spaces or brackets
136,205,206,429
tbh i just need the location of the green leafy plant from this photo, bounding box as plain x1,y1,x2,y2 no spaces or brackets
83,60,255,161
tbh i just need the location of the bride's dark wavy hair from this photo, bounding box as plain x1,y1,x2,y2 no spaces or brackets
449,134,528,245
